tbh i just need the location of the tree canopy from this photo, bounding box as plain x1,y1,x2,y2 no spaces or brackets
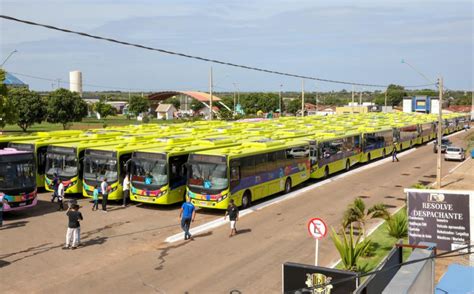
0,70,17,128
9,87,47,131
128,95,150,117
47,88,88,129
94,99,116,119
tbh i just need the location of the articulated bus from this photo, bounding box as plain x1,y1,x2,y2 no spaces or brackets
8,132,125,188
359,128,394,163
309,132,363,179
82,135,199,200
129,137,247,205
187,139,310,209
0,148,37,211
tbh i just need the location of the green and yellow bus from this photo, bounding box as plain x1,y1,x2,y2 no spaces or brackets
309,132,363,179
359,128,394,163
129,137,246,205
0,130,84,148
82,135,198,200
187,139,310,209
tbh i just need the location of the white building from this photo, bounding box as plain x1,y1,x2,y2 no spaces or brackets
156,104,177,120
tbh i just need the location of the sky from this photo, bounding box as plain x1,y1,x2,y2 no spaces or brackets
0,0,472,92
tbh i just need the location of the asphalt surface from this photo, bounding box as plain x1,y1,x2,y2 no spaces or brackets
1,129,471,294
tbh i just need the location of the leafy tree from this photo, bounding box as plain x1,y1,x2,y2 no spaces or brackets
190,100,203,112
412,89,437,96
164,97,181,109
330,225,372,271
94,99,116,119
9,88,47,131
0,70,17,128
342,198,390,236
128,95,150,117
286,99,301,115
386,84,407,106
47,88,88,129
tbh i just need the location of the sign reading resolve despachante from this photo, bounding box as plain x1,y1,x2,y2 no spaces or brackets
406,189,472,251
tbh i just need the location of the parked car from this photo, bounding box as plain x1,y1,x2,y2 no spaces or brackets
444,146,465,161
433,138,452,153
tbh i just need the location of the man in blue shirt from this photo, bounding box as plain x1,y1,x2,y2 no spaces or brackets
179,198,196,240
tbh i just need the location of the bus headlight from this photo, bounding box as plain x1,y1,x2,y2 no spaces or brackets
216,193,228,202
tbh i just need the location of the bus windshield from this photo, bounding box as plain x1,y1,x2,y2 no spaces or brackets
130,158,167,190
0,161,36,190
188,162,228,193
46,153,78,178
83,157,118,182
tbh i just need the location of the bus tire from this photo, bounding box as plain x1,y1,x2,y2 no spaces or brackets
284,178,292,194
324,166,329,178
410,141,413,148
241,191,251,209
382,149,386,159
367,153,371,162
345,160,350,171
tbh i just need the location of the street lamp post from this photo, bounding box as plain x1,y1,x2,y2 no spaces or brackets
0,49,18,67
209,67,213,121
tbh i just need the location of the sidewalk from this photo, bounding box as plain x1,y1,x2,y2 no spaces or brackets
441,158,474,190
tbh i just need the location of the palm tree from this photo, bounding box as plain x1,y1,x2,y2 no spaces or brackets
342,198,390,236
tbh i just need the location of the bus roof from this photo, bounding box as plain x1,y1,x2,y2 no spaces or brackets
191,139,309,158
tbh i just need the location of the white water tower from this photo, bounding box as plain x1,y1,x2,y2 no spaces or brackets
69,70,83,97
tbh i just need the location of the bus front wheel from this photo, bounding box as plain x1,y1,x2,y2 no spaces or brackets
241,191,251,209
324,166,329,178
367,153,371,162
284,178,292,194
346,160,350,171
382,150,386,158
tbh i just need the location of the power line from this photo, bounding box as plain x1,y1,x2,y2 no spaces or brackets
1,15,436,89
8,71,203,92
287,245,473,293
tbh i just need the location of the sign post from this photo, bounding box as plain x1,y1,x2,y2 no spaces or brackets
307,217,328,266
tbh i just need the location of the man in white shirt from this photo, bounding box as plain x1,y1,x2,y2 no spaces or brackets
100,178,109,212
122,174,130,207
57,181,65,211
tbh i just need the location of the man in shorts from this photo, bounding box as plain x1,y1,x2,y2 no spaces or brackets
224,199,239,237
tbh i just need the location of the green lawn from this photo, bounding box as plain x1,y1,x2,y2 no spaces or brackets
336,208,411,273
1,115,182,133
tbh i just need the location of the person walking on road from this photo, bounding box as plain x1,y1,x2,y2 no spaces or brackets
57,181,65,211
92,187,99,211
179,198,195,240
63,204,83,250
122,174,130,207
101,178,109,212
392,143,399,162
224,199,239,237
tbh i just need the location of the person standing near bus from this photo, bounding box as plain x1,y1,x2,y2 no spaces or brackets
51,173,59,202
92,188,99,211
0,194,8,227
122,174,130,207
392,143,399,162
101,178,109,212
57,181,65,211
224,199,239,237
179,198,195,240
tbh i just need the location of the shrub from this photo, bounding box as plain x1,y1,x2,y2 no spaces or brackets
330,225,372,271
386,212,408,239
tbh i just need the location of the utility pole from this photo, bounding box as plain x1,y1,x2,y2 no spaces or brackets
436,77,443,189
233,83,237,114
301,79,305,117
351,85,355,114
359,91,362,105
209,67,213,121
57,78,61,89
279,84,283,117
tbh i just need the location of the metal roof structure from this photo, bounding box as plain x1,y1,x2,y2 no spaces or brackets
4,72,27,87
148,91,221,102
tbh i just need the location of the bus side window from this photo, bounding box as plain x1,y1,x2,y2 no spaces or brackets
37,146,48,175
230,159,240,189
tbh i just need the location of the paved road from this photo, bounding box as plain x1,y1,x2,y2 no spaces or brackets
1,130,471,294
